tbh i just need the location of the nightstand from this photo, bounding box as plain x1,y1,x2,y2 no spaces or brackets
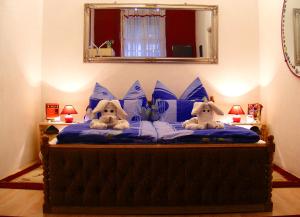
230,122,268,141
38,122,75,144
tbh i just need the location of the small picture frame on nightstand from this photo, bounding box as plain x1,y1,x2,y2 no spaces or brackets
248,103,263,122
45,103,59,121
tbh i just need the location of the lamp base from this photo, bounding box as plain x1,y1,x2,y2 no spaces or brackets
64,114,73,123
232,116,241,123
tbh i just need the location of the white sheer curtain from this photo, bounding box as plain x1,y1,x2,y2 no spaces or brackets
122,9,166,57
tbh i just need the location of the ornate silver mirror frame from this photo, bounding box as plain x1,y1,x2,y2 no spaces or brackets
282,0,300,77
83,3,218,63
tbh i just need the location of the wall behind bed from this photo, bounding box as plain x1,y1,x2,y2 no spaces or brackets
41,0,261,122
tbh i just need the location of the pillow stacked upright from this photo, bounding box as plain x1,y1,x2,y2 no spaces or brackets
151,78,209,122
87,81,150,122
86,77,209,123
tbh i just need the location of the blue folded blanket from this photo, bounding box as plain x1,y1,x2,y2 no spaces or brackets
153,121,260,144
57,121,157,144
57,121,260,144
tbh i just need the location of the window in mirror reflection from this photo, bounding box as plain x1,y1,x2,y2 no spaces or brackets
123,9,166,57
294,8,300,66
89,8,212,58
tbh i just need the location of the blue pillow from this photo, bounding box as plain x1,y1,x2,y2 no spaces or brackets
123,80,150,120
89,98,150,121
123,80,146,100
90,82,115,100
152,80,177,103
150,78,209,122
86,81,150,121
151,99,200,122
180,77,209,100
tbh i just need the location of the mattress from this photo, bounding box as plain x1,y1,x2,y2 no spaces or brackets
56,121,157,144
153,121,260,144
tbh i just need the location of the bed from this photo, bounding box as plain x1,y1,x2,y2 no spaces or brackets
41,120,274,214
42,79,274,214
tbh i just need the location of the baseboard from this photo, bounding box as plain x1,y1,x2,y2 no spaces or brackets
0,162,42,190
273,164,300,188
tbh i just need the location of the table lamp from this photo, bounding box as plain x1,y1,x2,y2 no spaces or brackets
228,105,245,123
61,105,77,123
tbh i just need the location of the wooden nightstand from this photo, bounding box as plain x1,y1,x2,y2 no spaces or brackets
230,122,268,141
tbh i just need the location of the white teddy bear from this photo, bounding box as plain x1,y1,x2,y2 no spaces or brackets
90,100,130,130
183,101,224,130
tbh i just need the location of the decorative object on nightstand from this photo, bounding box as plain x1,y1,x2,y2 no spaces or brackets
61,105,77,123
228,105,245,123
248,103,263,122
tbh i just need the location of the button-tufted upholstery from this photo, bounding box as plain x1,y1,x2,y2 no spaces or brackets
43,143,273,214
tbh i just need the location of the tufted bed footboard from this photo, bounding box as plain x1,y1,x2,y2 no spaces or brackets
41,136,275,214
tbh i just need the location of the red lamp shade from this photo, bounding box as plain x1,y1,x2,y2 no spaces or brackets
61,105,77,123
228,105,245,123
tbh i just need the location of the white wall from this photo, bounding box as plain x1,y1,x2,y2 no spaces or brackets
41,0,261,122
259,0,300,177
0,1,43,178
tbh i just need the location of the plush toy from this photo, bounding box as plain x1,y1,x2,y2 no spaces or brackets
182,101,224,130
90,100,130,130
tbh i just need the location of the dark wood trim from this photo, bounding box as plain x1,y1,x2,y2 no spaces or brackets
266,216,300,217
41,136,51,212
50,143,269,149
273,164,300,188
272,181,300,188
0,162,41,183
46,204,272,214
273,164,300,182
0,182,43,190
0,162,43,190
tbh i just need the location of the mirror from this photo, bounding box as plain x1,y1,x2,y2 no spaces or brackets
282,0,300,77
84,4,218,63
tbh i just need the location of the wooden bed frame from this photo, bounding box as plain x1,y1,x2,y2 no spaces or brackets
41,135,275,214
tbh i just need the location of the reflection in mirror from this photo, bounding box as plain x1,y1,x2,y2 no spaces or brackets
282,0,300,76
294,8,300,65
84,4,218,63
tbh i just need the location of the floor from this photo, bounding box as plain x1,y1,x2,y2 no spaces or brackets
0,188,300,217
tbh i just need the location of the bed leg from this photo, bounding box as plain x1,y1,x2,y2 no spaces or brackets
267,135,275,153
41,136,51,213
265,135,275,211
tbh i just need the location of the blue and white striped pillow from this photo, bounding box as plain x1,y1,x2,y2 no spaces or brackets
123,80,147,101
151,99,201,122
150,78,209,122
90,82,115,100
86,81,150,122
151,80,177,103
180,77,208,100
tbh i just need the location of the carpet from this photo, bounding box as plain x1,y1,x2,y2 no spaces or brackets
0,163,299,190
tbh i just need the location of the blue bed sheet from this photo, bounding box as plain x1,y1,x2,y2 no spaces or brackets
57,121,157,144
153,121,260,144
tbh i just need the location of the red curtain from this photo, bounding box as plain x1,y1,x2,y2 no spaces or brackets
165,10,196,57
94,9,121,57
